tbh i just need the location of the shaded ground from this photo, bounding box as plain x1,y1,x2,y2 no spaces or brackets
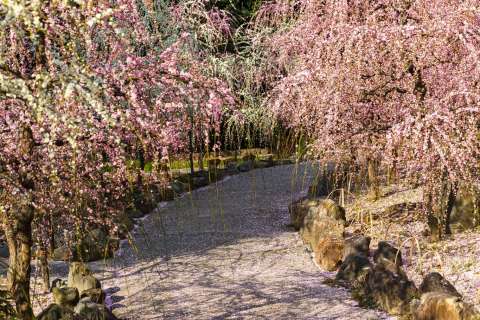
39,163,391,319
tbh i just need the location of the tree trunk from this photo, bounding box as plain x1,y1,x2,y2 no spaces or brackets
444,183,458,235
188,129,195,178
425,191,441,241
38,246,50,293
367,158,380,200
198,124,205,172
48,216,55,257
188,105,195,179
198,143,204,173
474,194,480,227
2,204,34,320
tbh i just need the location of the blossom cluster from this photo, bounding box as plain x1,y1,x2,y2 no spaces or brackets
0,0,234,243
254,0,480,194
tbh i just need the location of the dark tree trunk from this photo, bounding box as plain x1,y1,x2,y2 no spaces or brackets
474,194,480,227
2,204,34,320
189,128,195,178
367,157,380,199
198,124,205,172
387,149,398,185
48,216,55,257
444,183,458,235
38,246,50,293
198,150,204,172
188,106,195,179
425,191,441,241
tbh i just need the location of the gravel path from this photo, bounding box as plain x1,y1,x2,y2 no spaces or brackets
87,163,391,320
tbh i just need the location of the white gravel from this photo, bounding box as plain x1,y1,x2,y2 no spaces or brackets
82,163,391,320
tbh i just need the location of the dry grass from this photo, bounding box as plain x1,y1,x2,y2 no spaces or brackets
344,183,480,308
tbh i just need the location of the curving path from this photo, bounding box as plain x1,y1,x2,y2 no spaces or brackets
88,163,391,320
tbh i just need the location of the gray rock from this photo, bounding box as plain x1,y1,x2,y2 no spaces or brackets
171,180,186,194
366,264,418,315
300,199,346,271
225,161,237,171
237,160,253,172
77,229,120,262
288,197,318,230
450,192,479,231
51,278,67,289
67,262,101,295
336,254,372,286
52,287,79,308
254,160,273,169
80,288,106,304
37,304,76,320
343,235,371,260
126,208,145,219
52,246,73,262
52,230,119,262
74,297,118,320
373,241,403,267
413,292,477,320
419,272,461,297
191,176,209,189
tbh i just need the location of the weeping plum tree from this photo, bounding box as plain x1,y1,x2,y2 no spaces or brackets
0,1,233,318
252,0,480,235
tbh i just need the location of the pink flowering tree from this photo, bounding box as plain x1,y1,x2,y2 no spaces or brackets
0,1,233,317
253,0,480,234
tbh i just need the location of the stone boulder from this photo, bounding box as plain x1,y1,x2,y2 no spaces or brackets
336,254,372,287
170,180,187,194
255,154,274,168
300,199,347,272
126,208,145,220
288,197,319,230
366,264,418,315
76,229,120,262
225,160,237,171
51,229,120,262
52,246,73,262
51,278,67,289
116,212,135,238
52,287,79,308
313,236,344,271
373,241,404,275
450,192,479,231
37,304,77,320
300,199,346,250
133,190,157,215
343,235,371,260
80,288,106,304
237,160,253,172
300,215,345,252
413,292,477,320
191,176,209,189
419,272,462,298
74,297,118,320
307,199,347,224
67,262,101,295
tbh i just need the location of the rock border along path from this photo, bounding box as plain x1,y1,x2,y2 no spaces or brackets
88,163,391,319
